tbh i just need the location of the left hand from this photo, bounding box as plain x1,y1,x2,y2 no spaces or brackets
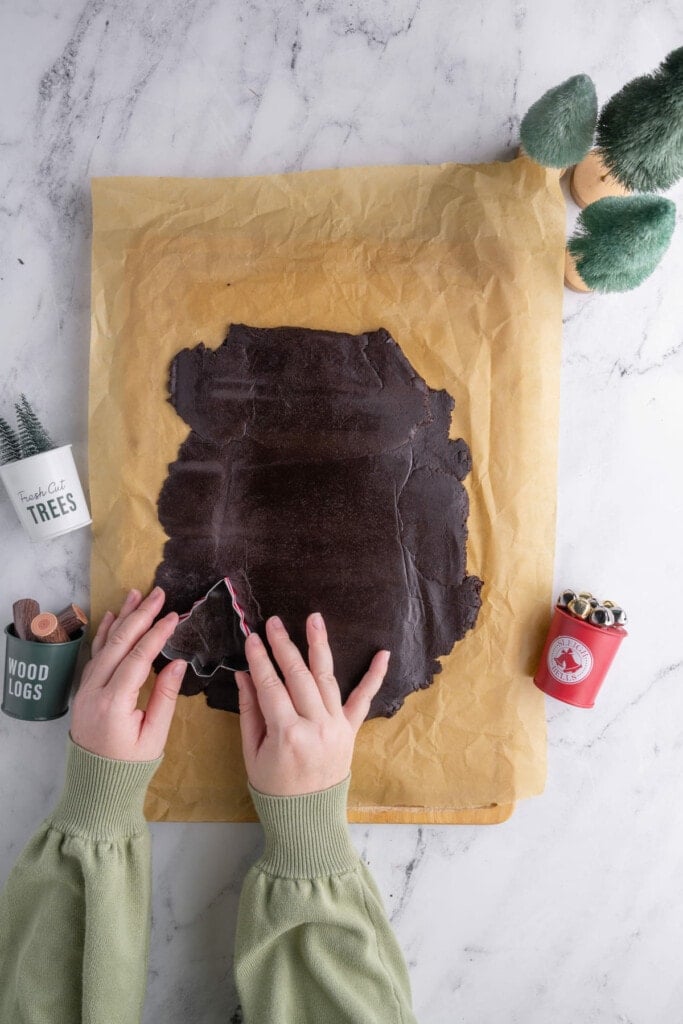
70,586,187,761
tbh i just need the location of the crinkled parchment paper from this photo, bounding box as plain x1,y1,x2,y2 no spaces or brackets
89,157,564,823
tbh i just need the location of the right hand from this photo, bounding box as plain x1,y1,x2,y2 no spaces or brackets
234,613,389,796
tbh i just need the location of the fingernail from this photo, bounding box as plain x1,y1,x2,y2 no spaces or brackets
269,615,284,632
151,586,164,599
164,611,178,625
123,588,136,605
381,650,391,664
171,659,186,676
310,612,323,630
247,632,263,648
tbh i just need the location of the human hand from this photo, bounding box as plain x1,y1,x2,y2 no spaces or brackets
234,613,389,796
70,587,187,761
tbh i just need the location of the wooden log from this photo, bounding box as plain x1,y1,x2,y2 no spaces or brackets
56,603,88,637
13,599,40,640
30,612,70,644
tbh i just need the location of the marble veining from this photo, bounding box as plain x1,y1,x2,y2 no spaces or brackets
2,1,683,1021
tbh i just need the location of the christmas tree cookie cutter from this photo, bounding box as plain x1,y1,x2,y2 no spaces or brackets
161,577,251,678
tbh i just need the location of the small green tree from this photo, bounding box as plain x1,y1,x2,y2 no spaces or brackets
597,46,683,192
0,417,22,465
0,396,54,463
15,394,53,458
520,74,598,168
568,194,676,292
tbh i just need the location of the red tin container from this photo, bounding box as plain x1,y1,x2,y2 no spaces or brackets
534,606,627,708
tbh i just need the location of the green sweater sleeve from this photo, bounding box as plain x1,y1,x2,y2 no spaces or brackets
0,737,161,1024
235,779,418,1024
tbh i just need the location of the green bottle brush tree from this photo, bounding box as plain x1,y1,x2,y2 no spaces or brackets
571,46,683,208
597,46,683,193
565,194,676,293
520,74,598,169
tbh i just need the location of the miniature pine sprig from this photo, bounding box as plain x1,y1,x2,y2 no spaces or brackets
0,416,22,466
15,394,53,458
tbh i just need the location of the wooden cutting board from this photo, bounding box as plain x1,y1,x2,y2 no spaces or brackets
349,803,514,825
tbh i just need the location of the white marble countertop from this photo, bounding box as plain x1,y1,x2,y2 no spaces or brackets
1,2,682,1021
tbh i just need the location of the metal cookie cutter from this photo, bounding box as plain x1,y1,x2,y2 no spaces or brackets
161,577,251,677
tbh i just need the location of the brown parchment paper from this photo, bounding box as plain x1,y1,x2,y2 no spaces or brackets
89,157,565,823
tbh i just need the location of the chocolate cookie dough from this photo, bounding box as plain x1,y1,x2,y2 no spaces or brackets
153,324,482,718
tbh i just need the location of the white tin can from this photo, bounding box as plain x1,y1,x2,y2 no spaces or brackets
0,445,92,542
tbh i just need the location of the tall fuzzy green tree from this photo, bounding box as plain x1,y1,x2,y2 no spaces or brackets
520,74,598,167
597,46,683,192
568,194,676,292
14,394,53,458
0,417,21,465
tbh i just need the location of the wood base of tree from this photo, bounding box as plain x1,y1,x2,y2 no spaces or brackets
569,148,631,208
564,248,592,292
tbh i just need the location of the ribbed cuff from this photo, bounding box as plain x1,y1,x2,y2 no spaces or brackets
48,737,162,841
250,776,359,879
